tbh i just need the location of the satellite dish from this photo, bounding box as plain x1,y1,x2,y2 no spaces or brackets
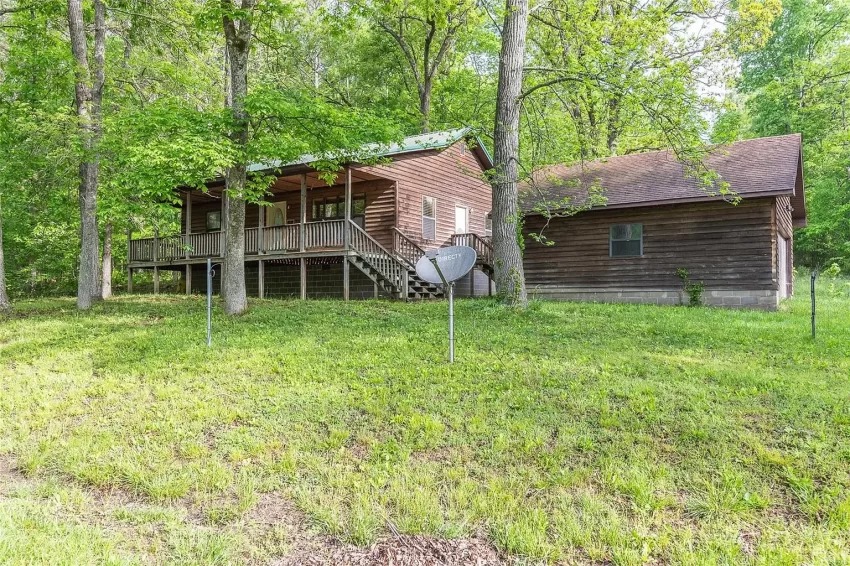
415,245,477,285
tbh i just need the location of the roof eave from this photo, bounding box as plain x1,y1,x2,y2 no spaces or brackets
522,189,796,216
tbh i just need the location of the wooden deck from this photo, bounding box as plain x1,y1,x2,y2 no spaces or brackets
128,220,348,267
128,219,492,301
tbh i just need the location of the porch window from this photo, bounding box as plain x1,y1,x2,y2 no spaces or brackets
422,196,436,241
610,223,643,257
311,195,366,221
206,210,221,232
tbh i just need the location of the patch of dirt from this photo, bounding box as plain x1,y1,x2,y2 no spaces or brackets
1,455,505,565
277,534,504,566
0,455,30,493
738,528,760,558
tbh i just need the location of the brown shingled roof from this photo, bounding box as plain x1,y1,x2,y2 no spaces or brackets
522,134,806,226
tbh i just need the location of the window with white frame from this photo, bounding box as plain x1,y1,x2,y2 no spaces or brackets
422,196,436,240
609,223,643,257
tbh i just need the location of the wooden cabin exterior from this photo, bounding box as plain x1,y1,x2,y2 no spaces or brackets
127,130,495,300
521,135,806,310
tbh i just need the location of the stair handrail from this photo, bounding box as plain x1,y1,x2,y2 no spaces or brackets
451,232,493,265
391,227,426,268
349,220,407,295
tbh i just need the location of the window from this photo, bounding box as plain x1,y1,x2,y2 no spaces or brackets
485,212,492,237
311,195,366,221
206,210,221,232
610,223,643,257
422,196,436,241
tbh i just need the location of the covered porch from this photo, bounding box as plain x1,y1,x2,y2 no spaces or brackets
127,165,407,298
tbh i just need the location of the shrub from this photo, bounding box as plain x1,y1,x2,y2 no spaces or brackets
676,268,705,307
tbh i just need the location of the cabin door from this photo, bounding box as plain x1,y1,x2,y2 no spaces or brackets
778,237,790,299
454,206,469,234
266,202,287,227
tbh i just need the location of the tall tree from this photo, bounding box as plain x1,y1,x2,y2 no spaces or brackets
220,0,256,315
0,193,9,312
491,0,529,307
730,0,850,268
67,0,105,309
357,0,479,132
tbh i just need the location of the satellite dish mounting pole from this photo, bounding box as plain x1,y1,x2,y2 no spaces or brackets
448,281,455,363
416,245,476,364
428,256,454,363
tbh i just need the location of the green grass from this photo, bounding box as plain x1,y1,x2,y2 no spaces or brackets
0,279,848,564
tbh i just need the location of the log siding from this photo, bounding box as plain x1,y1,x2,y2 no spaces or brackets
523,198,782,307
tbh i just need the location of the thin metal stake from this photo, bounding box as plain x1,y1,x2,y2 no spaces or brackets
811,270,817,340
207,258,213,347
448,281,455,363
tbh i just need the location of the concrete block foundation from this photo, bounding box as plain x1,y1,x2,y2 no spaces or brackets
529,286,780,310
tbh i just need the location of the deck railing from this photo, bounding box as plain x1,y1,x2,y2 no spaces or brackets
349,221,407,294
451,233,493,265
185,232,221,258
392,227,426,267
262,225,300,253
304,219,344,249
129,220,348,263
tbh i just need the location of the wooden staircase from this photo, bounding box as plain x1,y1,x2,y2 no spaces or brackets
348,224,494,301
348,222,443,300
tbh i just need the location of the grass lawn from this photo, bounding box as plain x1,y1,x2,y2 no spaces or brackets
1,279,849,564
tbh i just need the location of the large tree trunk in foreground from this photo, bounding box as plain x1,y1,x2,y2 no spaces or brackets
220,0,255,316
68,0,105,309
491,0,529,307
101,222,112,299
0,195,10,312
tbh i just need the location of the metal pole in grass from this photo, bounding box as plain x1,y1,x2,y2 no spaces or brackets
207,258,215,347
811,269,818,340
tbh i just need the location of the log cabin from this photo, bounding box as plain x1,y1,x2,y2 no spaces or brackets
126,129,496,300
520,134,806,309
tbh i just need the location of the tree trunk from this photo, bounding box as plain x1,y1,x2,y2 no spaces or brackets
490,0,529,307
0,194,10,313
220,1,254,316
419,79,432,133
101,222,112,299
68,0,105,310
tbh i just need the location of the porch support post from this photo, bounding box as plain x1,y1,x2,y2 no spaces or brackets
300,173,307,252
153,229,159,263
258,259,264,299
343,166,352,301
185,265,192,295
126,226,133,293
344,166,352,249
153,267,160,294
300,258,307,300
185,190,192,260
257,202,264,253
343,258,350,301
220,193,226,259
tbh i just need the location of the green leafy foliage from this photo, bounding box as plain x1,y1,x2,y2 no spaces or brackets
721,0,850,270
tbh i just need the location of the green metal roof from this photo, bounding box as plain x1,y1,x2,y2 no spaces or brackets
247,127,493,174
